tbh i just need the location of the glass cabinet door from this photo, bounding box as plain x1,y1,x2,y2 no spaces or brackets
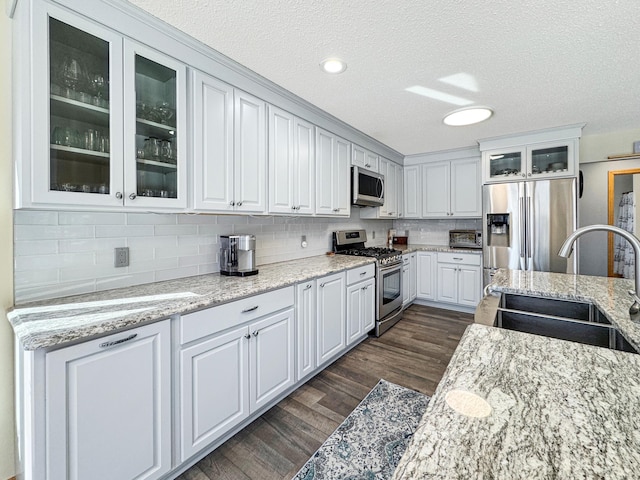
485,149,526,182
529,143,572,178
124,42,187,208
32,6,124,206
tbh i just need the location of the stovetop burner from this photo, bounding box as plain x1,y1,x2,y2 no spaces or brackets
333,230,403,266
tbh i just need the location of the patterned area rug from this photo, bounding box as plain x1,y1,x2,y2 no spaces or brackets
291,379,429,480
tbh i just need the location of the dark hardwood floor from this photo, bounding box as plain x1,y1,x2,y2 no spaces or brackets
176,304,474,480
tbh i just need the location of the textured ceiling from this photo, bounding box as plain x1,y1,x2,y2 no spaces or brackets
126,0,640,156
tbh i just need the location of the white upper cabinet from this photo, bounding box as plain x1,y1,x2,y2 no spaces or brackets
24,3,187,210
193,72,266,213
351,143,379,172
403,165,421,218
419,157,481,218
124,40,188,209
316,128,351,216
480,125,582,184
268,106,315,214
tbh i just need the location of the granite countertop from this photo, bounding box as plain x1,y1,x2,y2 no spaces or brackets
393,323,640,479
8,254,375,350
487,268,640,351
393,243,483,254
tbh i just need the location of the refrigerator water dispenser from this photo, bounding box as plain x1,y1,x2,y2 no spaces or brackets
487,213,510,247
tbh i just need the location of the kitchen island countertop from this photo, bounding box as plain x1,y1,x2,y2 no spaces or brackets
393,323,640,479
8,254,375,350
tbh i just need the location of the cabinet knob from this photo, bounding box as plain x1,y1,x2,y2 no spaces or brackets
388,212,394,215
115,192,123,199
244,333,251,339
333,208,340,212
320,282,326,288
229,201,235,206
521,173,526,177
129,193,137,200
306,284,312,289
252,330,259,337
237,201,243,206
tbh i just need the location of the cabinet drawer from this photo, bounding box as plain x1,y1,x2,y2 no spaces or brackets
180,286,294,344
346,263,375,285
438,252,481,266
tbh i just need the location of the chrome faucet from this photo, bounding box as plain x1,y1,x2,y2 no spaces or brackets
558,224,640,322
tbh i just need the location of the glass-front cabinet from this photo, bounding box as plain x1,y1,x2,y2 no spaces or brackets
124,41,187,209
29,3,186,209
483,140,575,184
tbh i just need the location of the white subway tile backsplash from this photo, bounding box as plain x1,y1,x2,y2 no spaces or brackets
95,225,154,238
13,209,394,304
14,240,58,256
154,224,198,236
14,211,59,225
59,211,126,225
155,265,199,282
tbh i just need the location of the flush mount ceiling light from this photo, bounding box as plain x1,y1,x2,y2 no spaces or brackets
320,58,347,74
443,106,493,126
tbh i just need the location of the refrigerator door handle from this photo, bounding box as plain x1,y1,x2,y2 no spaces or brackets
526,196,533,266
519,196,526,259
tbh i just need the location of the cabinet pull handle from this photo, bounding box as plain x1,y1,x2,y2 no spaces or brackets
237,201,243,206
229,201,235,206
244,333,251,339
305,284,312,289
333,208,339,212
252,330,259,337
99,333,137,348
453,257,463,261
129,193,137,200
241,305,259,313
360,271,367,276
320,282,326,287
115,192,123,199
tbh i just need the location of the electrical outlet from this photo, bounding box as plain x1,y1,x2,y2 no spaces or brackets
372,231,375,239
114,247,129,267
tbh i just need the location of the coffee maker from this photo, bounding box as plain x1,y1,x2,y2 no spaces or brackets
220,234,259,276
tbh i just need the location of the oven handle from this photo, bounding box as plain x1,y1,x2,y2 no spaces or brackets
377,262,402,273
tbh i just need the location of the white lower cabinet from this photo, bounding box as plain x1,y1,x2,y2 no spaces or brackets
296,280,316,380
436,252,482,307
178,287,295,462
402,253,417,307
45,321,171,480
316,271,346,366
346,277,375,345
416,252,437,300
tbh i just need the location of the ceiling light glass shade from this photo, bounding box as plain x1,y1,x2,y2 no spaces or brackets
443,106,493,126
320,58,347,74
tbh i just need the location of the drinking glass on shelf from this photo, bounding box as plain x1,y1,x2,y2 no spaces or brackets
145,137,161,160
89,73,106,106
51,126,63,145
60,56,84,99
156,101,174,125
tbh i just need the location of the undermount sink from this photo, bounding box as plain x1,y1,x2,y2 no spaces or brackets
496,294,637,354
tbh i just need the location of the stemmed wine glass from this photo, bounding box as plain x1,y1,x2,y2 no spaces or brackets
89,73,106,106
60,56,84,99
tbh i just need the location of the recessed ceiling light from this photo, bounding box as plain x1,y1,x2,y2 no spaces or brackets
443,106,493,126
320,58,347,74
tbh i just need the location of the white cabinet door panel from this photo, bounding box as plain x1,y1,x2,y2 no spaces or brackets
46,321,171,480
416,252,436,300
179,325,249,461
404,165,421,218
316,272,346,365
422,162,450,217
294,118,315,214
346,283,363,345
234,90,266,212
334,136,351,215
315,129,334,215
436,264,458,303
268,106,294,214
249,308,295,412
458,265,481,307
451,157,481,217
296,281,316,380
362,279,376,332
193,71,234,211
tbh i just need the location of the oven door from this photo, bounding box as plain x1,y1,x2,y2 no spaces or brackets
377,262,403,319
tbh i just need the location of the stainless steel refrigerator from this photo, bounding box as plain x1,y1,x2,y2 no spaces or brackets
483,178,577,286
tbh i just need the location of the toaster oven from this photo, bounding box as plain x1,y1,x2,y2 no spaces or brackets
449,230,482,249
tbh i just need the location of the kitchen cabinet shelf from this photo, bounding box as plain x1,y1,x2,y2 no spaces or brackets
50,94,110,125
136,157,177,172
50,144,110,163
136,117,176,138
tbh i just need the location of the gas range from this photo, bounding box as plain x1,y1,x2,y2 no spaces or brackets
332,230,403,266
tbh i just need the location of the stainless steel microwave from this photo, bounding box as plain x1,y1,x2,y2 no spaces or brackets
352,166,384,207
